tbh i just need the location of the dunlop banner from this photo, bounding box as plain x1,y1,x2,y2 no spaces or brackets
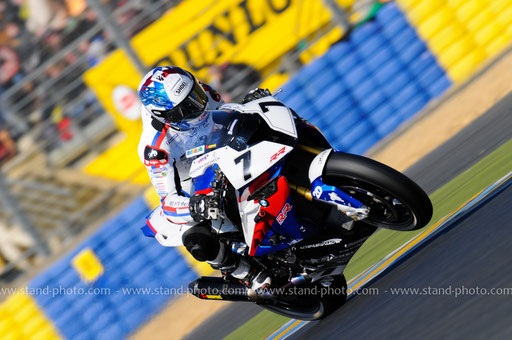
84,0,336,134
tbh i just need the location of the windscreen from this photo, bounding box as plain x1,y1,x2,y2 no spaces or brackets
196,110,297,156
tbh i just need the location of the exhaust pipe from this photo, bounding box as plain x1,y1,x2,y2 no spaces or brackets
189,276,257,301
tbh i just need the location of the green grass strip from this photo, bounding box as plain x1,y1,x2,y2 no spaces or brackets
225,138,512,340
224,311,290,340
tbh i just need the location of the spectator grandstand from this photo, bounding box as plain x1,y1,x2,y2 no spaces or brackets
0,0,179,163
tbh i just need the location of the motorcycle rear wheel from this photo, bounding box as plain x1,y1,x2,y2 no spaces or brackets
323,152,433,231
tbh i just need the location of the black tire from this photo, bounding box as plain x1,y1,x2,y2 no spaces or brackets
258,276,347,320
323,152,433,231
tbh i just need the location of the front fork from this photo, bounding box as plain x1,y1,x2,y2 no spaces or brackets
308,149,370,221
311,177,370,221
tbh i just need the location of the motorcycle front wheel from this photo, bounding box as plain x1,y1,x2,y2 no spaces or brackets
322,152,433,231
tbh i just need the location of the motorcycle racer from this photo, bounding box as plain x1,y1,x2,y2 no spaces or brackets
137,66,271,290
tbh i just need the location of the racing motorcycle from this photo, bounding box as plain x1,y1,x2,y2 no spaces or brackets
186,96,432,320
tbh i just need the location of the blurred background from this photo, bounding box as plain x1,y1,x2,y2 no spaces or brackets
1,0,512,339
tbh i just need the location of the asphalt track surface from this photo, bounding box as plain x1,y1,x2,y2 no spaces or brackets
184,93,512,340
294,182,512,339
405,91,512,194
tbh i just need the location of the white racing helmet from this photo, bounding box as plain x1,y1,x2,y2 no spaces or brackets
138,66,209,130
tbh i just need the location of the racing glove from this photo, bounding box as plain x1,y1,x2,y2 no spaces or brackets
242,88,271,104
189,194,220,222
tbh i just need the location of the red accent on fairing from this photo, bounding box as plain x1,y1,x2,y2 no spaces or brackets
276,203,292,224
249,171,271,196
238,171,272,203
195,188,213,195
270,147,286,163
249,176,290,256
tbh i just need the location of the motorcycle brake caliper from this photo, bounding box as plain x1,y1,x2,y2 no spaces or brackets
337,205,370,221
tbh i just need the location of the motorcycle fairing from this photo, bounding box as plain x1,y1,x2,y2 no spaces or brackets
189,98,298,189
193,166,215,195
249,176,293,256
237,162,283,203
208,141,293,189
236,97,298,138
243,176,317,256
185,100,305,255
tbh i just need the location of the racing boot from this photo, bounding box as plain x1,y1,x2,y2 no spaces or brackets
208,243,271,290
250,271,272,291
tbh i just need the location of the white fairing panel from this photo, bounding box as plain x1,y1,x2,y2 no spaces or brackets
216,141,292,189
233,96,298,138
238,198,260,250
308,149,333,183
190,141,293,189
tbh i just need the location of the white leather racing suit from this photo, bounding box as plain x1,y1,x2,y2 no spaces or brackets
139,84,225,246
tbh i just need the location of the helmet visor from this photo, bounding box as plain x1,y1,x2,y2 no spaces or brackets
152,81,208,123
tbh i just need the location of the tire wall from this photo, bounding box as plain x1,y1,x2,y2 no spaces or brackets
279,1,512,155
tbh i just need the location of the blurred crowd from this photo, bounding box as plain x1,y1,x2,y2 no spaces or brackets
0,0,177,165
208,62,262,103
1,0,103,95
